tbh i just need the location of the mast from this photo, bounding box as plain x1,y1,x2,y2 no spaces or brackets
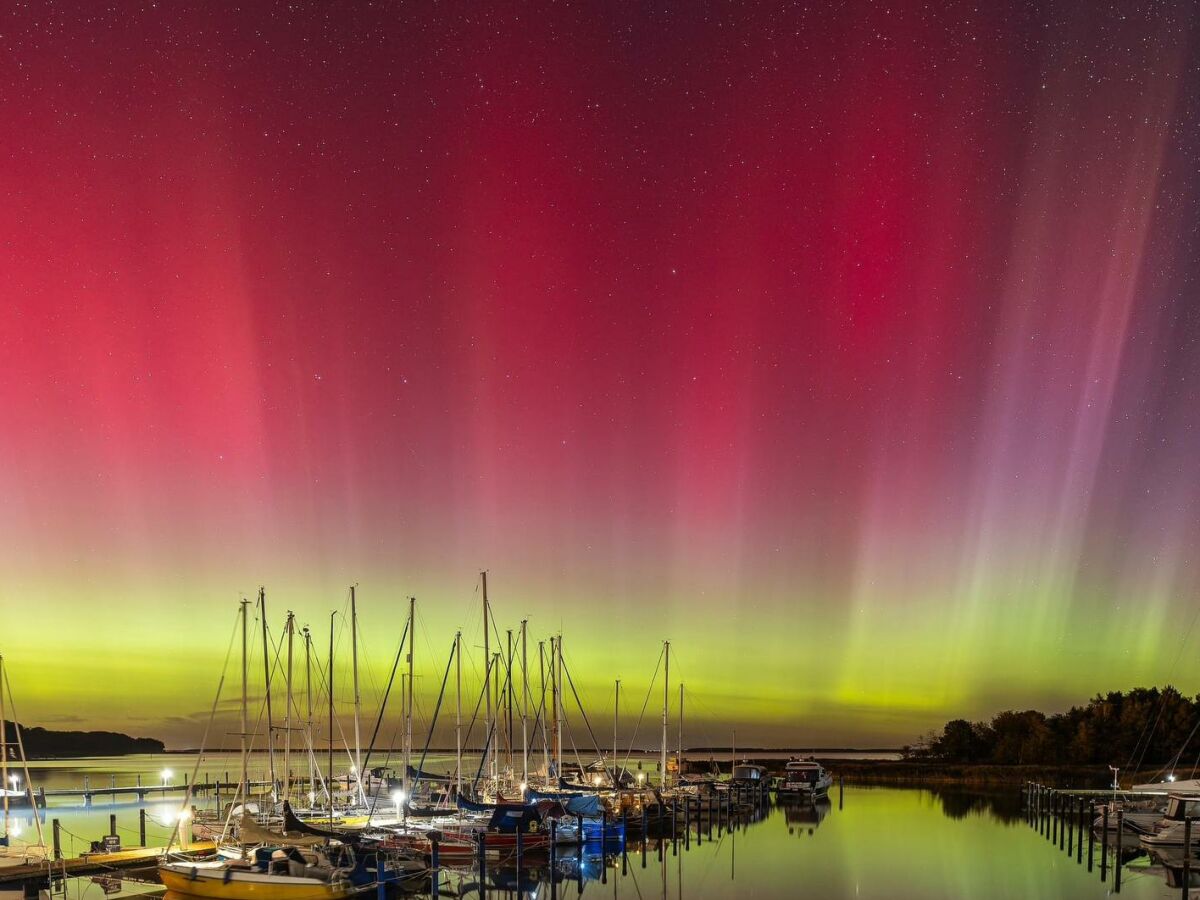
678,683,684,782
481,572,492,785
239,600,249,807
455,630,463,800
328,610,335,814
304,626,314,800
404,597,415,801
538,640,550,777
613,678,620,786
350,585,362,802
520,619,528,785
258,589,277,799
284,611,295,802
661,640,670,789
1,654,8,838
548,637,558,776
1,668,43,848
506,628,514,773
555,635,564,777
491,652,501,782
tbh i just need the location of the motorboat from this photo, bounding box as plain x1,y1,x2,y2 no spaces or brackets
776,757,832,799
1139,794,1200,849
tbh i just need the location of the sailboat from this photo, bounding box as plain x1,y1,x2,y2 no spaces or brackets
160,600,388,900
0,653,47,868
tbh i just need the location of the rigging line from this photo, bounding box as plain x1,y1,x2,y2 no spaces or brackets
622,645,664,773
1126,603,1200,776
357,616,410,796
176,611,240,846
560,651,614,784
411,637,457,795
471,714,499,794
457,655,492,763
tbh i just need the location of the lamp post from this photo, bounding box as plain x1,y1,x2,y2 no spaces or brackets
391,790,405,823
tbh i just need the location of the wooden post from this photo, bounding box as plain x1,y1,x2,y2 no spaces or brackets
1067,795,1074,855
684,798,691,849
1088,801,1095,871
52,818,61,860
140,807,147,847
1101,805,1109,882
1059,794,1066,850
1182,817,1191,899
1051,791,1058,843
1077,797,1084,864
1114,810,1123,891
109,813,117,837
549,820,557,900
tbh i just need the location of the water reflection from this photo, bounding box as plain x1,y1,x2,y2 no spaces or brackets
28,784,1199,899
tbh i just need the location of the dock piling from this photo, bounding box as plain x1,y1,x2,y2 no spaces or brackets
1114,810,1123,892
1182,817,1191,899
1101,805,1109,882
1087,801,1095,872
139,808,147,847
52,818,61,860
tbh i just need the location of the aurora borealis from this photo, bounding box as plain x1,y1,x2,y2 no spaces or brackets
2,1,1200,750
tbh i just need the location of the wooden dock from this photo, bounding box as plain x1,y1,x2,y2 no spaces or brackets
38,780,277,804
0,841,216,884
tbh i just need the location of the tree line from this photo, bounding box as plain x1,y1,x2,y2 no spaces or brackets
3,720,165,758
904,687,1200,767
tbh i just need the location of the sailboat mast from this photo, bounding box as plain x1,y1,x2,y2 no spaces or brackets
404,597,415,800
678,683,684,781
284,612,294,802
328,610,335,812
1,670,43,848
661,640,669,789
491,653,501,781
239,600,249,806
1,654,9,837
555,635,564,777
304,627,314,800
259,589,277,798
538,640,549,777
505,628,514,773
455,630,463,800
481,572,491,785
613,678,620,785
350,585,362,801
520,619,528,785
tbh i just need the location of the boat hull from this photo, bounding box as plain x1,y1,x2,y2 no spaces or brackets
159,865,357,900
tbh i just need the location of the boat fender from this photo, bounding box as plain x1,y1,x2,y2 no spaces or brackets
223,867,233,884
189,867,198,882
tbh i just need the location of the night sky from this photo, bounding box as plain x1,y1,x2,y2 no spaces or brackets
2,2,1200,749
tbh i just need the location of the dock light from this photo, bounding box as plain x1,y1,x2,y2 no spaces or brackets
9,822,20,839
391,790,405,819
593,774,602,787
1169,774,1178,783
175,808,192,822
637,772,646,785
161,769,173,785
8,774,19,790
519,781,528,794
308,791,316,804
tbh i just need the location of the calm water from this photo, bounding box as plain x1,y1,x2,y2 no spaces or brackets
3,756,1185,898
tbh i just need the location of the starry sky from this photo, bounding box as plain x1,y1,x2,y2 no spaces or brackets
2,1,1200,750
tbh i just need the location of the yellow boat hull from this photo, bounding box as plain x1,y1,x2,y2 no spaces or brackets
159,866,358,900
